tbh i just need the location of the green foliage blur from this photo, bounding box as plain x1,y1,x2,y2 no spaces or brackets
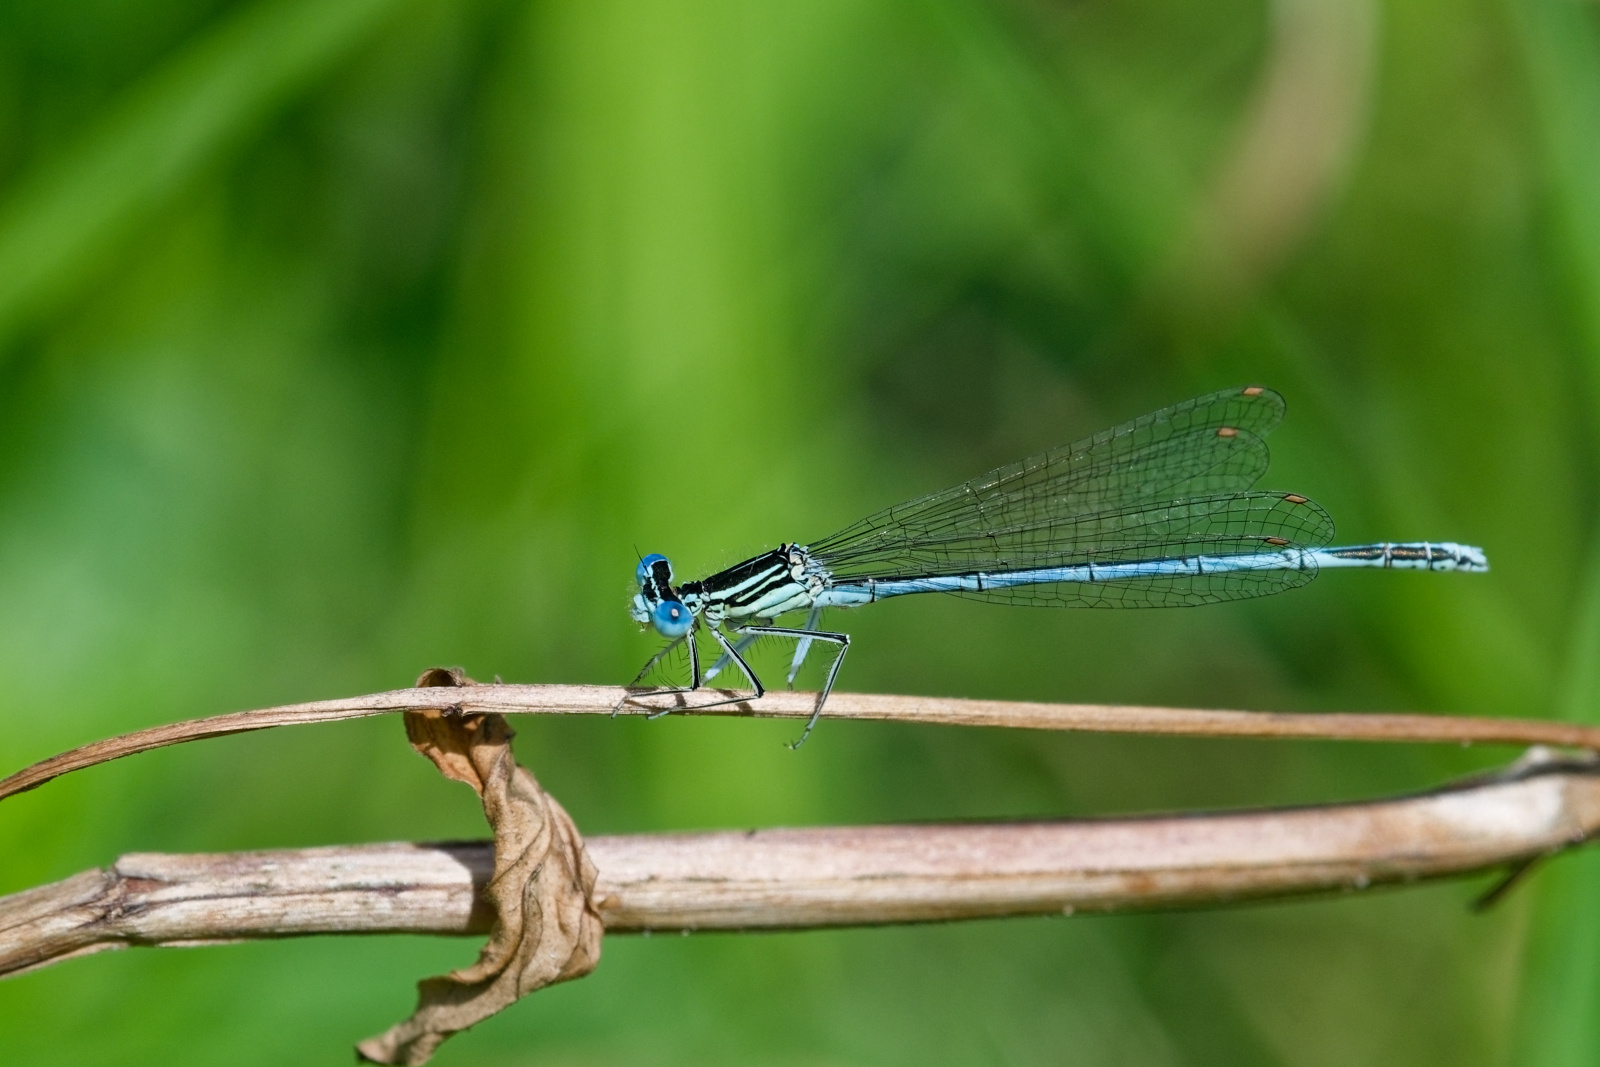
1,0,1596,1061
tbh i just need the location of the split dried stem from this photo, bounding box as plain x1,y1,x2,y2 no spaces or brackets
7,684,1600,803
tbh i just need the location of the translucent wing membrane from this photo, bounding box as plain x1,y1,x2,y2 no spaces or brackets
810,386,1285,568
942,492,1334,608
809,386,1335,608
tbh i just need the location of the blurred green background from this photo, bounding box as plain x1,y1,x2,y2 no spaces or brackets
1,0,1597,1062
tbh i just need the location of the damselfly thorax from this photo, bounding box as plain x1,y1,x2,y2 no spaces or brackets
677,545,829,625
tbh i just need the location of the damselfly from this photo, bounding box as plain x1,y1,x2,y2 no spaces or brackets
625,386,1487,746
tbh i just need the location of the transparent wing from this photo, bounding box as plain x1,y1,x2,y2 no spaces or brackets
939,492,1335,608
808,386,1333,608
811,386,1287,570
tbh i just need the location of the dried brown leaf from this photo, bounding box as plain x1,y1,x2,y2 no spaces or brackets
355,669,603,1066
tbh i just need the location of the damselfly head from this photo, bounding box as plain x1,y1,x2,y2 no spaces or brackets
632,553,689,635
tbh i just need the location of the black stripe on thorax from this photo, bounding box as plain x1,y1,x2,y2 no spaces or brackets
693,549,796,608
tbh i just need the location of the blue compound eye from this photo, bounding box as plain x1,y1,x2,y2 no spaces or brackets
652,599,691,638
637,553,670,586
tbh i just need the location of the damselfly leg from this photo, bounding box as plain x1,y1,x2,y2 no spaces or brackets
634,626,769,714
623,622,848,744
734,623,850,748
616,628,704,719
708,607,826,687
704,631,759,683
785,606,825,686
622,625,765,717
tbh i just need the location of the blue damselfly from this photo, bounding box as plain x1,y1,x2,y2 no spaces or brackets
625,386,1487,746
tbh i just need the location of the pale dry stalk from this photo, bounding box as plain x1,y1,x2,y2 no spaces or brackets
3,751,1598,982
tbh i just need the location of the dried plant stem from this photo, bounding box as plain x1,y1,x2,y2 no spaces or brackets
7,684,1600,803
4,754,1598,981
